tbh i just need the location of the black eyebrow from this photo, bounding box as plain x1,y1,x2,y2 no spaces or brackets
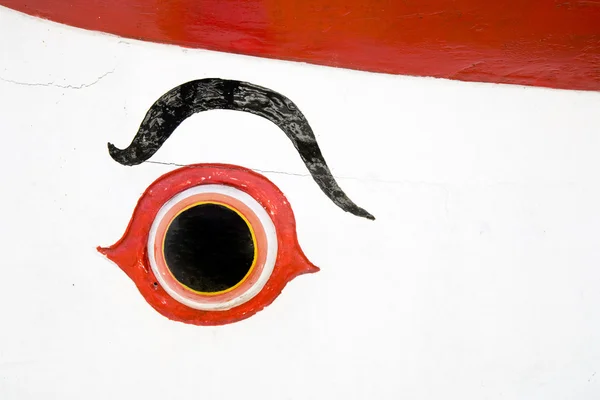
107,78,374,220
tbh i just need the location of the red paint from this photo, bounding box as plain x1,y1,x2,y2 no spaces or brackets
1,0,599,91
97,164,319,326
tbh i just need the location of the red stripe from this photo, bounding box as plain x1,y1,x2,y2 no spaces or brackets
2,0,599,91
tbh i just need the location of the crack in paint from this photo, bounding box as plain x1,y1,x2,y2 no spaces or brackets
0,68,115,89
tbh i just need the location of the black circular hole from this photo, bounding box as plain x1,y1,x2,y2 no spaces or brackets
163,203,255,293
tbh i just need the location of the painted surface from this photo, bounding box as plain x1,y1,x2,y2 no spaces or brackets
1,0,599,91
2,8,600,399
99,78,372,324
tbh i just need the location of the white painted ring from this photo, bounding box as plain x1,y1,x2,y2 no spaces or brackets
147,184,278,311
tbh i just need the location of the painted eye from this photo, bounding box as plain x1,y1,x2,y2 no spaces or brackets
99,78,373,325
99,164,319,325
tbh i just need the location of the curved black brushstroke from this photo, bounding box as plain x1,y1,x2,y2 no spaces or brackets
108,78,374,220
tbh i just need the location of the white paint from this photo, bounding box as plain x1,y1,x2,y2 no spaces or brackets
148,184,278,311
1,6,600,400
